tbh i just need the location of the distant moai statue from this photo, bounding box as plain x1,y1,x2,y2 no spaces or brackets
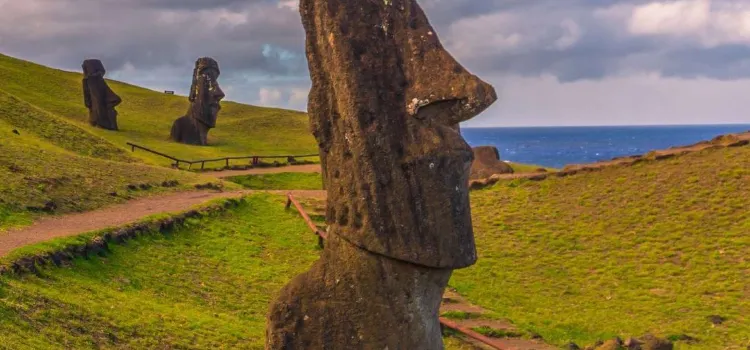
265,0,497,349
170,57,225,146
82,59,122,130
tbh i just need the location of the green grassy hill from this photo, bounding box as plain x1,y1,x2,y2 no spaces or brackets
0,53,315,229
452,143,750,349
0,195,321,349
0,53,316,167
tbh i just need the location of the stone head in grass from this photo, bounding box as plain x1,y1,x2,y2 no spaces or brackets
266,0,497,348
170,57,225,146
82,59,122,131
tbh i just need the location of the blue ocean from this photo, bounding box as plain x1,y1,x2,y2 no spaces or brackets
461,124,750,169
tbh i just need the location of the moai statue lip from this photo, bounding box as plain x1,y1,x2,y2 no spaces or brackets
82,59,122,131
302,0,497,269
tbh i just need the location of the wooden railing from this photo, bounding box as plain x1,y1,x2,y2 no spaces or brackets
284,193,502,349
286,193,327,248
126,142,318,170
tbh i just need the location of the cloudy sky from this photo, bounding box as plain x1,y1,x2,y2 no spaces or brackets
1,0,750,127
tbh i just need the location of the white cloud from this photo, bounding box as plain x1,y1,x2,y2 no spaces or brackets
628,0,710,36
446,12,524,58
554,19,582,50
278,0,297,10
467,72,750,127
258,87,284,106
626,0,750,46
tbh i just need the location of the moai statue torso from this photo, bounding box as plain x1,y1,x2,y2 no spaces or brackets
82,59,122,131
170,57,225,146
266,0,497,348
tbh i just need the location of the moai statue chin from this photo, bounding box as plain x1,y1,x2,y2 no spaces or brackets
82,59,122,131
266,0,497,349
170,57,225,146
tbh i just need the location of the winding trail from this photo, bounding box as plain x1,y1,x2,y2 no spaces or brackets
0,188,326,258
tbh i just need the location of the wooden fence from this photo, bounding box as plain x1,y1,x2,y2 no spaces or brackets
126,142,318,170
284,193,502,349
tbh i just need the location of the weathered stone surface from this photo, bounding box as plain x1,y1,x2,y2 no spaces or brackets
170,57,224,146
301,0,496,269
82,59,121,130
471,146,514,179
267,0,496,348
267,234,450,349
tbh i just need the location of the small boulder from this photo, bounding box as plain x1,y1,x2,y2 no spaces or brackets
594,338,623,350
707,315,726,325
12,129,20,135
639,334,673,350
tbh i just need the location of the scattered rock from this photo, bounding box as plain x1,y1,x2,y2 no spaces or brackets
565,342,582,350
529,332,544,340
108,192,118,197
624,337,642,349
594,338,623,350
707,315,726,325
12,129,20,135
639,334,673,350
82,59,121,130
139,183,152,190
161,180,179,187
126,184,138,191
170,57,224,146
194,183,222,191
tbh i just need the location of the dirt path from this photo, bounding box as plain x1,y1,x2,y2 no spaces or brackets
0,189,326,257
211,164,322,178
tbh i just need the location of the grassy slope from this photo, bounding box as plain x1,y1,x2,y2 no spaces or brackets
0,117,224,230
0,52,311,229
227,172,324,190
0,53,317,167
0,195,320,349
452,145,750,349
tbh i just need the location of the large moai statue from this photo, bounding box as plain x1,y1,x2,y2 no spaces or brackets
266,0,497,349
170,57,225,146
82,59,122,131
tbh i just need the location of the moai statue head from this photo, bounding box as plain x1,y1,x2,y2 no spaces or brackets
188,57,224,129
302,0,497,268
82,59,122,130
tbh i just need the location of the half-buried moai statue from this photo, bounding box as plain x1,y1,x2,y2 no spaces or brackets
266,0,497,348
471,146,514,179
82,59,122,131
170,57,225,146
